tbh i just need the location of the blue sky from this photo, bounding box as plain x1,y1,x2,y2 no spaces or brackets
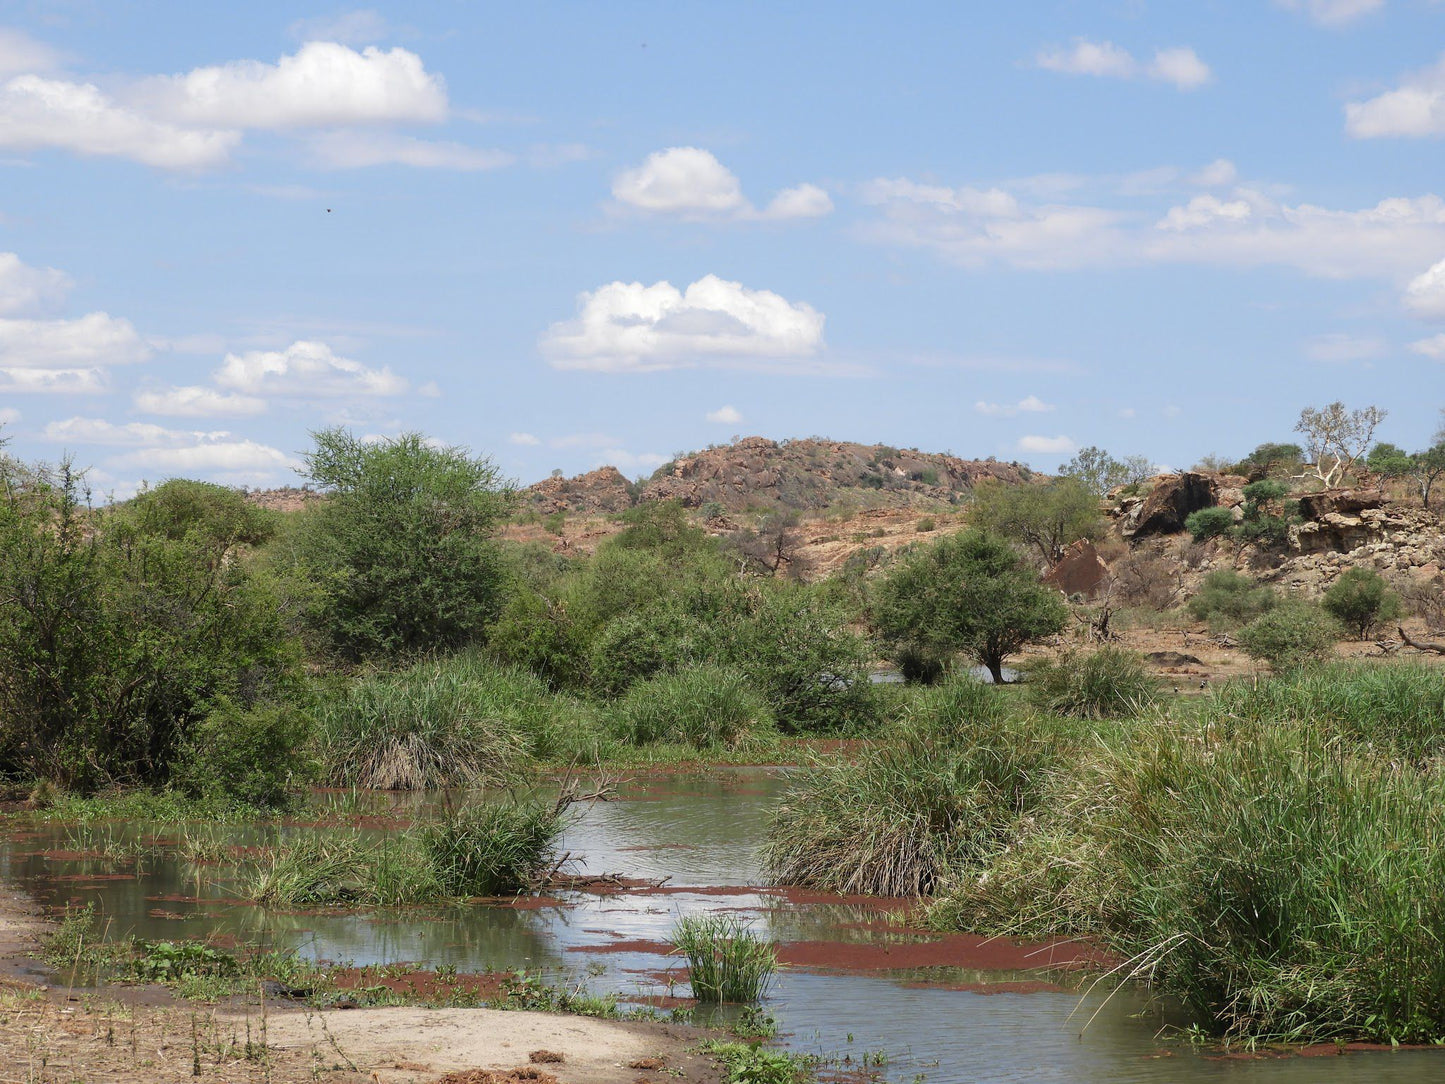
1,0,1443,496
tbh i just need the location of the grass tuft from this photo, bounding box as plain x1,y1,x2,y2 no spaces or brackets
670,915,777,1003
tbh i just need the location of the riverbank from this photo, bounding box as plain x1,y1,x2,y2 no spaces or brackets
0,888,720,1084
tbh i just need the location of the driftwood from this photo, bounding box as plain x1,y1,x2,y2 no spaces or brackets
1399,627,1445,655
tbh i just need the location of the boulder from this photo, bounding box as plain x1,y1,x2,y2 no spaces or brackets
1043,539,1109,597
1123,473,1219,539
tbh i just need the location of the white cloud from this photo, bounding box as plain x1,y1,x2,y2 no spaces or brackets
113,439,300,475
706,405,743,424
1190,159,1238,187
612,147,832,221
132,385,267,417
0,367,106,394
307,130,512,170
0,406,18,424
1303,332,1388,362
1408,333,1445,358
42,417,230,447
0,29,64,77
0,75,239,169
549,432,619,449
1404,258,1445,318
863,174,1445,278
603,448,669,472
287,10,392,45
1347,54,1445,138
137,42,447,130
0,311,149,368
214,340,408,397
0,251,70,315
1277,0,1384,27
541,275,826,373
1018,434,1076,454
974,396,1054,417
1148,47,1213,91
508,431,541,445
1035,39,1211,90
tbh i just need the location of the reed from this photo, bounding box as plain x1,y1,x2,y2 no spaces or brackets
670,915,777,1003
1026,647,1159,719
611,665,777,749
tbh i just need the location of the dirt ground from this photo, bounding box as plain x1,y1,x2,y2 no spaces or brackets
0,894,717,1084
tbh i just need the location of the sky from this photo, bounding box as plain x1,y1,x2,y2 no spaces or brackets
1,0,1444,497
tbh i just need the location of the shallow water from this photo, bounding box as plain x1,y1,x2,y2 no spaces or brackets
3,770,1441,1083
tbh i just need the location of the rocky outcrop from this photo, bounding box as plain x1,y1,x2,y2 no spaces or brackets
1120,473,1220,539
1044,540,1109,597
526,467,635,516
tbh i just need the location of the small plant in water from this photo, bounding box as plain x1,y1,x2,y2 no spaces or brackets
669,914,777,1003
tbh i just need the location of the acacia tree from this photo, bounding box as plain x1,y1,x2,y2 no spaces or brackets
968,478,1102,567
872,530,1067,683
295,429,515,661
1059,447,1156,496
1294,402,1387,489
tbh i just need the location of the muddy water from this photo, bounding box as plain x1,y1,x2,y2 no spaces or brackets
2,770,1440,1083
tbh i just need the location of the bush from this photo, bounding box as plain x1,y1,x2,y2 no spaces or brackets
1186,570,1276,626
611,666,775,749
1184,506,1234,542
670,915,777,1003
1241,479,1290,503
487,586,592,692
419,801,566,897
893,673,1007,743
1322,567,1403,640
1238,601,1339,669
1027,647,1158,719
915,515,936,532
587,604,709,697
171,701,315,809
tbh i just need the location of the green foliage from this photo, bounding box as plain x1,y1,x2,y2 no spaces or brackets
0,465,298,792
291,429,514,662
1058,446,1155,497
1186,570,1276,626
1184,506,1234,541
1237,442,1304,477
170,700,315,808
915,515,936,532
419,801,566,897
1321,566,1403,640
612,666,775,748
1366,441,1414,479
1240,479,1289,503
1238,600,1339,669
872,530,1068,684
588,604,710,697
670,915,777,1003
968,477,1103,565
1027,647,1158,719
487,585,592,691
700,1041,815,1084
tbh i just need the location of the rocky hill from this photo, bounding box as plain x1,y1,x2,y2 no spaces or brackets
525,436,1028,515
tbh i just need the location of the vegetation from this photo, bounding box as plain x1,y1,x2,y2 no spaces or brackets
1058,446,1155,496
1184,506,1234,542
872,530,1068,684
1027,647,1158,719
968,477,1102,566
670,915,777,1002
1185,570,1276,627
612,666,776,749
1321,566,1402,640
1238,601,1339,669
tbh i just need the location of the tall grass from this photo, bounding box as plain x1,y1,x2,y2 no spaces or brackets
419,801,565,897
610,665,777,750
1027,647,1159,719
763,697,1054,896
670,914,777,1003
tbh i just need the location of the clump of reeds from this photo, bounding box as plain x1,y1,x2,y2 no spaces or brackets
610,665,776,750
670,914,777,1003
762,702,1053,897
419,800,566,897
1026,647,1158,719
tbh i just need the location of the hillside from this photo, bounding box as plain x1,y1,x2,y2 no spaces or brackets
525,436,1028,515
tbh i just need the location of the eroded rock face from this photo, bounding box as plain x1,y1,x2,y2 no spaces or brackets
1044,539,1109,598
1122,473,1219,539
1296,489,1384,521
527,467,635,516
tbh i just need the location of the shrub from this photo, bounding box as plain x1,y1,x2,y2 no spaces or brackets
1322,567,1402,640
1027,648,1158,719
419,801,566,897
1186,570,1276,626
894,673,1007,743
1241,479,1290,503
915,515,936,532
1184,506,1234,542
1238,601,1338,669
670,915,777,1003
487,586,592,692
612,666,775,749
171,701,315,809
587,605,709,697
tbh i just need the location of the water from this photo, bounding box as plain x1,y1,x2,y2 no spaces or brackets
2,770,1439,1083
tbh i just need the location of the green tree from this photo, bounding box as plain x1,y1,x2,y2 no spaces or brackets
294,430,514,661
1238,601,1339,669
1237,442,1304,477
1058,447,1155,496
968,478,1102,566
1408,444,1445,510
1322,567,1402,641
872,531,1068,684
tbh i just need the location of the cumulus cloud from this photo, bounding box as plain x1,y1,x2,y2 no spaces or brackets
132,385,267,417
974,396,1054,417
0,75,239,169
214,340,408,398
1018,435,1076,455
42,417,229,447
113,439,300,475
1347,53,1445,138
287,10,393,45
508,432,541,445
603,448,669,472
0,28,64,77
612,147,832,221
137,42,447,130
1190,159,1238,187
0,311,149,369
1277,0,1384,26
308,130,512,170
1035,39,1212,90
706,405,743,424
1303,332,1388,363
1404,258,1445,318
541,275,826,373
862,173,1445,278
1408,333,1445,358
0,252,70,316
0,367,107,394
